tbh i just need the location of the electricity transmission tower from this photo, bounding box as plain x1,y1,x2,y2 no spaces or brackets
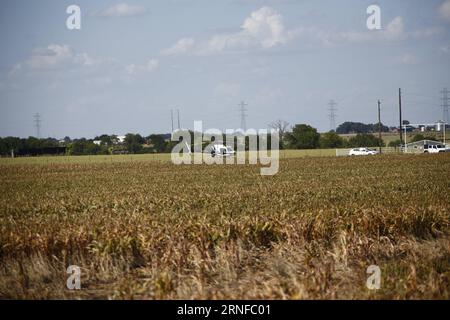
170,109,181,131
327,100,338,131
33,113,41,138
238,101,248,131
441,88,449,124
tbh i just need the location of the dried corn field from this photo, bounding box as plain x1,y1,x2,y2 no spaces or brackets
0,154,449,299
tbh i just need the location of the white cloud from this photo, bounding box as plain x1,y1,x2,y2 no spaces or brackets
164,7,296,56
74,52,98,67
383,16,405,40
412,27,442,39
146,59,159,71
9,44,102,76
97,3,146,17
27,44,73,69
241,6,289,48
161,38,195,56
296,16,440,47
202,6,295,54
162,9,440,56
439,0,450,21
440,45,450,53
398,53,418,65
126,59,159,75
317,16,406,44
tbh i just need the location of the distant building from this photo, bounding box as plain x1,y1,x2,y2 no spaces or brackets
93,140,102,145
405,140,445,153
117,136,126,144
112,149,129,155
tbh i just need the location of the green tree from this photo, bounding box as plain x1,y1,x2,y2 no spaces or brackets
148,134,167,153
388,139,402,147
320,132,344,148
85,143,101,155
286,124,320,149
94,134,113,146
68,139,87,155
0,137,21,155
411,134,426,143
347,134,385,148
124,133,144,154
336,121,389,134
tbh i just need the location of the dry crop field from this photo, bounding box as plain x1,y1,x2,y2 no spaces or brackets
0,154,449,299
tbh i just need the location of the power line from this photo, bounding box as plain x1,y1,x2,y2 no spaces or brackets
441,88,449,123
238,101,248,131
33,113,41,138
402,90,436,100
327,100,338,131
170,109,181,130
378,100,382,154
398,88,403,145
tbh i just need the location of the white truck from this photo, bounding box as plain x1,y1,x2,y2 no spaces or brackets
423,144,447,153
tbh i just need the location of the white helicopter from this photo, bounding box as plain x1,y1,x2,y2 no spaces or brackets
183,142,235,157
210,144,236,157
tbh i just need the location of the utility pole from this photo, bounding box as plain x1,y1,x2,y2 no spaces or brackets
327,100,338,131
171,109,174,132
33,113,41,138
378,100,382,154
177,109,181,129
238,101,248,131
441,88,449,124
398,88,403,145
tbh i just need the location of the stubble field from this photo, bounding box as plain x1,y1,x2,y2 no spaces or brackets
0,154,449,299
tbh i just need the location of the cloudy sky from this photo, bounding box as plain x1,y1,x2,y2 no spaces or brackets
1,0,450,138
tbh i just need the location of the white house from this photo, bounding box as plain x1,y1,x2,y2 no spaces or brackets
116,136,126,144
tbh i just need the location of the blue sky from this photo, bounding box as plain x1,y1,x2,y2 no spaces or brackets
1,0,450,138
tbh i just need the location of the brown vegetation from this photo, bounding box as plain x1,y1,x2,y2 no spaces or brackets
0,155,449,299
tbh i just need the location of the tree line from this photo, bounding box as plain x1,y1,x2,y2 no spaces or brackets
283,124,384,149
0,123,391,157
335,121,391,134
0,134,174,156
0,136,61,156
67,134,175,155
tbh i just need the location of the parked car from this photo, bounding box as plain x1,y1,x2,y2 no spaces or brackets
423,144,447,153
348,148,378,156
